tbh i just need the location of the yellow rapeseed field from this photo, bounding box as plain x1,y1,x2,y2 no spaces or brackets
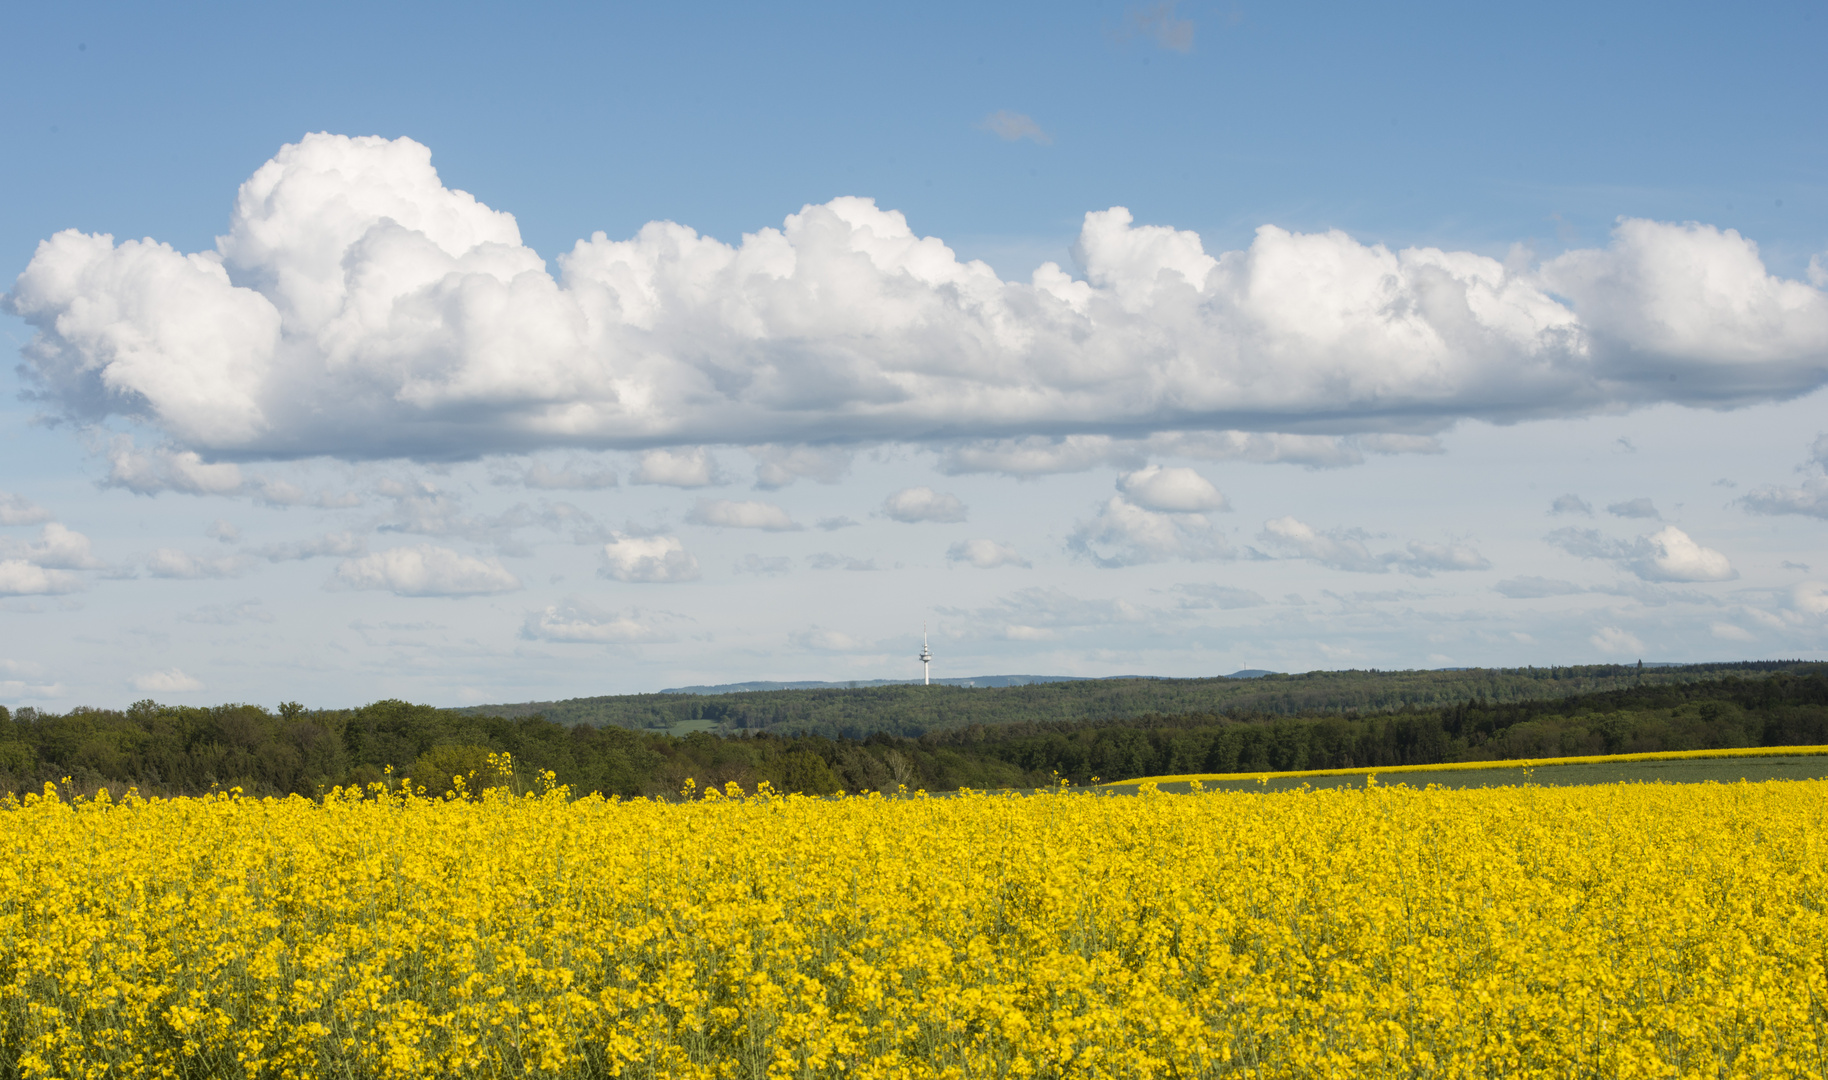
2,769,1825,1078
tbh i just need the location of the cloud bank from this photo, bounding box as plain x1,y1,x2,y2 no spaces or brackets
10,134,1828,465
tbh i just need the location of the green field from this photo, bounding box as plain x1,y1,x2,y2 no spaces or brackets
1124,755,1828,793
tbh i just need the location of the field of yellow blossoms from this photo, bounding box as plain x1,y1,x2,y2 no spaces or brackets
3,770,1825,1079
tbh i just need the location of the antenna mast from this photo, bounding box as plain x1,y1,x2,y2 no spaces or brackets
919,623,932,686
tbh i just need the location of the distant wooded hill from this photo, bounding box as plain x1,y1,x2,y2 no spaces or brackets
5,662,1824,800
452,662,1810,739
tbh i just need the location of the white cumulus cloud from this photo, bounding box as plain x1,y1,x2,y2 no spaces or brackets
11,133,1827,463
521,599,675,643
1071,497,1232,567
1791,581,1828,616
0,561,84,596
1607,497,1660,519
1589,626,1645,655
1257,518,1489,577
0,523,103,569
333,544,521,596
749,445,853,488
883,487,967,524
685,499,801,531
147,548,253,579
1257,517,1386,574
254,531,366,562
1636,526,1735,582
0,493,53,526
132,668,204,693
947,539,1031,569
632,448,722,488
1115,465,1228,512
1547,525,1735,583
600,534,700,583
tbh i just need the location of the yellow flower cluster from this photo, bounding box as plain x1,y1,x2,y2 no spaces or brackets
1105,742,1828,788
3,772,1825,1078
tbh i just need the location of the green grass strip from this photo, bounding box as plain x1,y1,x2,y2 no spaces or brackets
1101,743,1828,788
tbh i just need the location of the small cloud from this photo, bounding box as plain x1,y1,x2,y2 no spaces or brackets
749,445,853,489
600,534,701,583
1,523,104,569
253,479,362,509
1174,584,1266,610
1740,478,1828,519
0,492,53,526
147,548,253,579
1711,622,1756,642
254,531,366,562
947,539,1031,569
497,459,619,491
978,110,1052,145
1393,541,1492,577
1116,465,1228,512
883,487,968,524
0,678,65,699
1004,624,1061,642
334,545,522,597
1713,478,1738,488
1354,434,1445,456
1257,517,1384,574
521,599,674,644
1546,525,1736,583
938,435,1139,477
103,437,245,496
807,552,880,571
1792,581,1828,616
1616,437,1637,453
791,628,871,652
631,447,723,488
1550,494,1593,516
132,668,203,693
0,560,84,597
685,498,802,531
734,554,793,576
205,519,241,543
817,516,860,531
1606,497,1660,520
1072,497,1232,567
1589,626,1644,655
1782,560,1811,572
1494,576,1585,599
1125,2,1194,51
1634,526,1735,582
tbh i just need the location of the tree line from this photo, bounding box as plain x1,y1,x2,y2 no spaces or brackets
452,662,1814,738
2,669,1824,799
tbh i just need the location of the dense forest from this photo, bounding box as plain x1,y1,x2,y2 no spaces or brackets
2,664,1825,799
452,662,1804,737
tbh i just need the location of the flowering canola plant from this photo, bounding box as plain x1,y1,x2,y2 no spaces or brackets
2,769,1825,1078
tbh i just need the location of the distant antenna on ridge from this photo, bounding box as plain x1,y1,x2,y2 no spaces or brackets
918,623,933,686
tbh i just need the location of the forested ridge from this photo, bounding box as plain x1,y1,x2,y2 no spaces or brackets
2,662,1824,798
451,661,1803,736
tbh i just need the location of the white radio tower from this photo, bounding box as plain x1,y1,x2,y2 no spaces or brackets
918,623,933,685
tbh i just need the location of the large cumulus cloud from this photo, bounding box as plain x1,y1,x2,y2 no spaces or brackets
9,133,1828,463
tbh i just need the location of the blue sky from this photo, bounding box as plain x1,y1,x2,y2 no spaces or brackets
2,0,1825,707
